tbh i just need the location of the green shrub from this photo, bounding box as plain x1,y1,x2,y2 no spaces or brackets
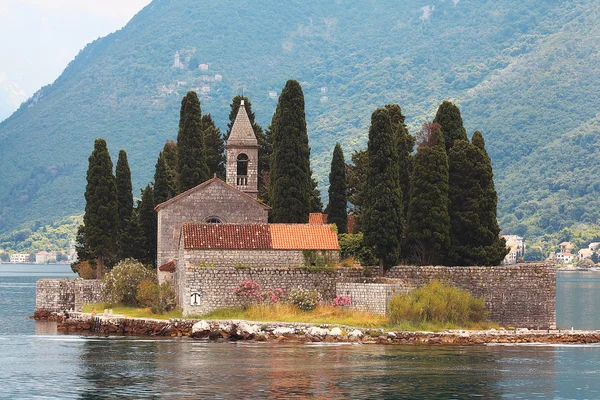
102,259,156,306
288,288,322,311
338,233,378,266
136,280,176,314
388,281,487,325
302,250,335,267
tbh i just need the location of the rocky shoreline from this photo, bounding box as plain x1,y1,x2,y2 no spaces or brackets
33,311,600,345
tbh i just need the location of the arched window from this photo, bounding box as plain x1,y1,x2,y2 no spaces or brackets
205,217,223,223
237,153,248,185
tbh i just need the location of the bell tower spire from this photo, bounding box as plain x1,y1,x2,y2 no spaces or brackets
226,100,259,197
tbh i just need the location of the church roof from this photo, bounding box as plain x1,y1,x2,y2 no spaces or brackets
154,176,270,211
227,100,258,147
182,223,339,251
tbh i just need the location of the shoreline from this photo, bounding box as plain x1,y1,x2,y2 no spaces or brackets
34,311,600,345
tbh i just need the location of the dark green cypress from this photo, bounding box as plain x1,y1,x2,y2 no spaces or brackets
202,114,225,178
433,101,468,152
83,138,119,275
327,143,348,233
119,210,146,262
154,152,176,206
385,104,415,217
162,140,178,183
362,108,403,270
269,80,311,223
176,91,209,192
472,131,509,265
346,149,368,230
137,184,157,267
405,123,450,265
115,150,133,232
309,172,323,213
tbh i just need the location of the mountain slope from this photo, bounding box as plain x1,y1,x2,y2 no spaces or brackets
0,0,599,238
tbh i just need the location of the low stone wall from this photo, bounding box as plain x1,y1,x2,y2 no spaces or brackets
36,279,104,312
180,266,372,315
181,249,339,268
336,283,409,314
384,264,556,329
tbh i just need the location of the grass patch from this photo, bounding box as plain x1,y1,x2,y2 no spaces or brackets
83,303,183,320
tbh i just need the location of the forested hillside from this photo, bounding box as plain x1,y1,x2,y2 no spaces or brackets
1,0,599,239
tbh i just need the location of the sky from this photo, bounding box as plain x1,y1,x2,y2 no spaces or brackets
0,0,151,122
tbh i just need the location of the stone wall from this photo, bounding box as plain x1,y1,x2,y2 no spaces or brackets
181,249,339,268
156,179,269,274
180,266,371,315
36,279,104,312
336,283,409,314
384,264,556,329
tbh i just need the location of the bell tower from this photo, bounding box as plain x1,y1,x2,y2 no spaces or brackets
226,100,259,197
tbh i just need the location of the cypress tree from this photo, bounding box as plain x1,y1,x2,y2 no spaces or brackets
433,101,468,152
154,153,176,206
309,172,323,213
115,150,133,232
119,210,146,261
177,91,209,192
83,138,119,276
328,143,348,233
405,123,450,265
137,184,157,266
202,114,225,178
162,140,178,183
346,149,368,230
472,131,509,265
385,104,415,217
269,80,312,223
362,108,403,271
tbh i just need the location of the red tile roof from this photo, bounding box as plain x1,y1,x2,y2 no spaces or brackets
158,260,175,272
154,176,271,211
309,213,328,225
182,223,339,251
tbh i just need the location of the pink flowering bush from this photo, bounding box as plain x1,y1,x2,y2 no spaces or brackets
233,280,261,299
332,295,352,308
259,288,285,304
233,280,285,307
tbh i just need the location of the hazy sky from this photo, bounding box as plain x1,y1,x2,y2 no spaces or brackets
0,0,151,121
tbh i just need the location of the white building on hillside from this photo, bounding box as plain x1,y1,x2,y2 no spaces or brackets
502,235,525,265
10,253,29,263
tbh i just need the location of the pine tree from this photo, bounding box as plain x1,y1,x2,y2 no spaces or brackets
177,91,209,192
154,152,177,206
385,104,415,217
137,184,157,266
362,108,403,271
327,143,348,233
83,138,119,276
472,131,509,265
433,100,468,153
202,114,225,178
269,80,312,223
405,123,450,265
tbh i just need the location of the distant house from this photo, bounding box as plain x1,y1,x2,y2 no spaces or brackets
578,248,594,260
35,251,50,264
589,242,600,252
10,253,29,264
555,252,574,264
502,235,525,265
559,242,574,254
199,63,209,71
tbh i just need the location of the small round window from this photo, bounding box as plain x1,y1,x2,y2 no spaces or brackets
205,217,223,223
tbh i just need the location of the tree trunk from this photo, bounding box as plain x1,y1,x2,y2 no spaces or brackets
96,255,104,279
379,259,384,277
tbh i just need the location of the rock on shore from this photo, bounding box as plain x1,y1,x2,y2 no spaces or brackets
36,312,600,345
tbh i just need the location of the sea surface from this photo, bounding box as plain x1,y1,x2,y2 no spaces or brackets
0,264,599,399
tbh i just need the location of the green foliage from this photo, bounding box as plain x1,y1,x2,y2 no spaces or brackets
288,288,322,311
309,171,323,213
101,258,156,306
119,210,146,261
269,80,311,223
72,260,96,279
115,150,133,227
362,108,403,268
302,250,335,268
177,91,209,192
137,185,156,266
405,123,450,265
202,114,225,178
136,280,176,314
433,101,468,153
387,281,487,325
153,148,177,206
0,215,81,254
327,143,348,233
346,149,368,229
338,233,378,266
82,138,119,272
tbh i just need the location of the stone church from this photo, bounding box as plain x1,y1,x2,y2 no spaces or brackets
155,101,339,283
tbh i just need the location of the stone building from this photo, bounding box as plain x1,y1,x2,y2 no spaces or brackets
155,101,340,284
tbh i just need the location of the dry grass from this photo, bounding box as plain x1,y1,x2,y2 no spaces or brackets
82,303,183,320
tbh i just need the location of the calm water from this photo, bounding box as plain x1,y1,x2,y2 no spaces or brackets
1,265,600,399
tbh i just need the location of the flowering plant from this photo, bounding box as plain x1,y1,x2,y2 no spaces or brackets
259,288,285,304
233,281,285,306
288,288,322,311
332,295,351,308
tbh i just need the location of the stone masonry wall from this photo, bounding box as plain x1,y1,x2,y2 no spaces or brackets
181,249,339,268
156,180,269,271
181,267,371,315
384,264,556,329
36,279,104,312
336,283,409,314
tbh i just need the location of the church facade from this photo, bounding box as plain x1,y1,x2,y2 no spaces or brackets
155,101,339,284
